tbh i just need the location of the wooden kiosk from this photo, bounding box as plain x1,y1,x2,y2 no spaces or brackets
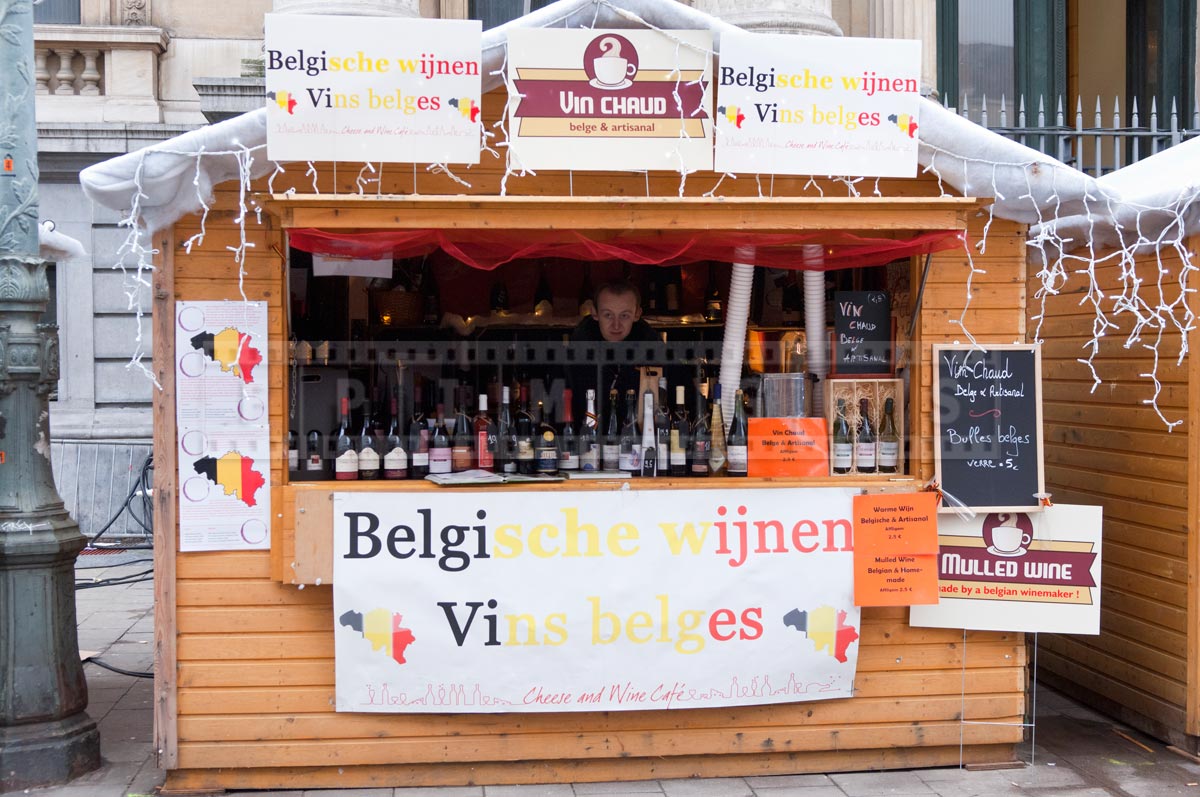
147,92,1035,792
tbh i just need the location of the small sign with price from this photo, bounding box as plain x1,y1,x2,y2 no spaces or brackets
852,492,939,607
748,417,829,478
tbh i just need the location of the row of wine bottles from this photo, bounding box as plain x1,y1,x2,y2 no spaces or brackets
288,377,750,480
830,396,901,474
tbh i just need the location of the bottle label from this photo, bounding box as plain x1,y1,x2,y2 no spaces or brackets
536,449,558,472
452,445,473,470
657,443,668,464
709,450,726,471
560,451,580,470
728,445,749,472
358,447,380,470
383,447,408,478
476,431,494,469
517,440,534,460
692,440,710,474
669,431,686,465
602,444,619,468
305,454,323,471
619,447,641,471
856,442,877,469
503,460,517,474
580,445,599,471
334,449,359,479
412,451,430,467
832,443,853,469
429,448,452,474
878,441,899,467
288,449,299,470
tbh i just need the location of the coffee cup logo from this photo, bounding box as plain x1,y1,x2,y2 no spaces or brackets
584,34,639,90
982,512,1034,557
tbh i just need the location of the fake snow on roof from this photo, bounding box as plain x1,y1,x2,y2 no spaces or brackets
76,0,1200,428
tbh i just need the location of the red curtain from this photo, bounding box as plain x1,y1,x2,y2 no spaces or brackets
287,227,966,272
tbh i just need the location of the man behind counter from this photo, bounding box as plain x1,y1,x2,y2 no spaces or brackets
569,280,686,426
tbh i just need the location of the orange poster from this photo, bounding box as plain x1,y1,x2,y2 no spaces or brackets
748,418,829,478
852,492,939,606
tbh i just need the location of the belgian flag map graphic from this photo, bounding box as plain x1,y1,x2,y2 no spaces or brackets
189,327,263,384
193,452,267,507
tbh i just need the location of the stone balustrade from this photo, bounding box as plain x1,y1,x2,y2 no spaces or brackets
33,24,169,123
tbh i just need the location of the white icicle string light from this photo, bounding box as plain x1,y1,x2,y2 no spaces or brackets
114,149,161,389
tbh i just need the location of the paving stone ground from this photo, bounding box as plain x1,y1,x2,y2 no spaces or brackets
17,561,1200,797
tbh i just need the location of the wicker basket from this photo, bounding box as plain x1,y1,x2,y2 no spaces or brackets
373,289,422,327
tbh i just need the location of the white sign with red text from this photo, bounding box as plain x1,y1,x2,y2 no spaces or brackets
507,28,713,171
333,487,858,713
715,33,920,177
264,14,482,163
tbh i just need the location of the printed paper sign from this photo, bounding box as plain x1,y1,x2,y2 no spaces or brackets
333,487,859,713
748,417,829,477
507,28,713,171
715,33,920,177
175,302,271,551
852,492,939,606
910,504,1102,634
264,14,482,163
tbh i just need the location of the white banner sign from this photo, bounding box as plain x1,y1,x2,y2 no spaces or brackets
507,29,713,171
910,504,1102,634
264,14,482,164
333,487,859,713
175,301,271,551
715,34,920,177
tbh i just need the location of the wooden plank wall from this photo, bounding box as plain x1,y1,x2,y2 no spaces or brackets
157,89,1029,792
1030,242,1197,749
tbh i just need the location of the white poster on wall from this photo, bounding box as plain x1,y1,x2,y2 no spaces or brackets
333,487,859,713
715,33,921,177
507,28,713,171
909,504,1103,634
175,301,272,552
264,14,482,164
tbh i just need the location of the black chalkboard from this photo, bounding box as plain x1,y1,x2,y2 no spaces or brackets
934,344,1045,512
833,291,892,375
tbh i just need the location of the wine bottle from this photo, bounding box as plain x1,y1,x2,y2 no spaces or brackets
304,427,325,479
704,263,723,323
357,400,381,480
452,397,475,472
665,266,681,314
409,383,430,478
516,386,536,474
727,389,749,477
429,403,452,475
832,398,853,475
690,382,711,477
640,390,658,477
287,429,300,479
580,388,600,472
499,385,517,475
618,389,641,475
878,397,900,474
578,264,594,314
602,388,621,471
559,389,579,471
708,383,728,476
383,392,408,479
856,397,877,474
535,400,559,474
534,263,554,309
331,396,358,481
490,280,509,313
669,385,689,477
655,377,670,470
475,393,498,473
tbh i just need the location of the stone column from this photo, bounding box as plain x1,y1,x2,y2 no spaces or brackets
690,0,842,36
0,0,100,790
868,0,936,96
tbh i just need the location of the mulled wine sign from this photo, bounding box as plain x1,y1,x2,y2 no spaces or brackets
832,290,892,375
933,344,1044,512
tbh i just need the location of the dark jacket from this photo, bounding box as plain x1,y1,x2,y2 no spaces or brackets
568,317,668,423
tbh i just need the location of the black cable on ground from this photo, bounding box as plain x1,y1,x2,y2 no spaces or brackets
82,656,153,678
75,568,154,589
86,452,154,551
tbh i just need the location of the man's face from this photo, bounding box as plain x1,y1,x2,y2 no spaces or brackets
594,289,642,342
